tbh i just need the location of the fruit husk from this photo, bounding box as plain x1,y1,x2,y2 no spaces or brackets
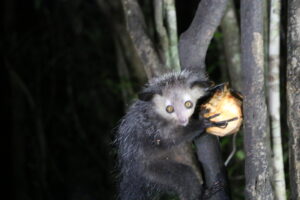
200,83,243,137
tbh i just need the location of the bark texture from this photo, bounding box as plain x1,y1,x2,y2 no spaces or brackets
179,0,229,74
164,0,180,71
241,1,274,199
268,1,287,199
178,0,231,199
154,0,170,68
287,0,300,199
154,0,180,71
122,0,166,78
195,134,230,200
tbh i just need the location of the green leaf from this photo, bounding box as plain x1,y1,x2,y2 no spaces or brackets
236,150,245,160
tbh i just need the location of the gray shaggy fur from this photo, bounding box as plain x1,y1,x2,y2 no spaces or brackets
116,70,213,200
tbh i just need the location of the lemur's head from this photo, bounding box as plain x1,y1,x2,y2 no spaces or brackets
138,70,213,126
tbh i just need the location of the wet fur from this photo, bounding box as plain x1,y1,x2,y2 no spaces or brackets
116,70,212,200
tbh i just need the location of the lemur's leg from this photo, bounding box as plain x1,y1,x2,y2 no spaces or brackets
119,175,148,200
145,161,203,200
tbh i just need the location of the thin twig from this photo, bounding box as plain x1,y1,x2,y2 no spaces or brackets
224,134,237,166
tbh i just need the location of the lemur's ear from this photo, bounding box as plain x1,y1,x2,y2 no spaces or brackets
189,80,215,89
138,88,162,101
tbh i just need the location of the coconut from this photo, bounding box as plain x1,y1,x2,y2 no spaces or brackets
200,83,243,137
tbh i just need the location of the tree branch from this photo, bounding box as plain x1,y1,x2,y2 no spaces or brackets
154,0,170,68
121,0,166,78
287,0,300,199
179,0,229,73
268,1,287,199
195,134,231,200
96,0,148,85
241,0,274,199
164,0,180,71
220,0,242,91
177,1,232,198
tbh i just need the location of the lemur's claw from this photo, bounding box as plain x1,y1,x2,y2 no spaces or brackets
213,117,238,128
206,113,220,120
204,117,238,129
213,121,228,128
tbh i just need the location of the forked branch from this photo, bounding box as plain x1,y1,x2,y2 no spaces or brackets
121,0,166,78
179,0,229,73
178,0,231,198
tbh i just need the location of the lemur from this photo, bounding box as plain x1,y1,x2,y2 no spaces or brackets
116,70,232,200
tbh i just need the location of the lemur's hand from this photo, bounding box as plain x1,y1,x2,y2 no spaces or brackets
185,118,207,134
200,109,238,129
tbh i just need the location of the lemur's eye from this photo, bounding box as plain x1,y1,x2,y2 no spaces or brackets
184,101,193,108
166,105,174,113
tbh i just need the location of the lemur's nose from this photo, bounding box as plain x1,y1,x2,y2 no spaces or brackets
179,118,188,126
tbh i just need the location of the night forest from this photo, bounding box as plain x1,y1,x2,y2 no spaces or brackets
4,0,300,200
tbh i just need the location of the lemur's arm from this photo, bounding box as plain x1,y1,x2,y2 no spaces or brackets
152,116,237,148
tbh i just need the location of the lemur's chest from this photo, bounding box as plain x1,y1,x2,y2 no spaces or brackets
165,142,195,164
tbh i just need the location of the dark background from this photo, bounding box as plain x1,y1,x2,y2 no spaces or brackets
3,0,287,199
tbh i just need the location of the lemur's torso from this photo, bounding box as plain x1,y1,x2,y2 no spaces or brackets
117,70,214,200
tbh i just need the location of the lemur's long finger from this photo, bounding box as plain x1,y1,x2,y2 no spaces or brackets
224,117,238,123
213,121,228,128
212,117,238,128
206,83,226,92
206,113,220,120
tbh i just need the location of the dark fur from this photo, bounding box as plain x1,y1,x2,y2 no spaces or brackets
116,71,216,200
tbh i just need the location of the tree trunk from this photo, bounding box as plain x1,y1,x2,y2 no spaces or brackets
163,0,180,71
220,0,241,91
153,0,180,72
268,0,287,199
240,0,274,199
178,0,231,199
287,0,300,199
154,0,171,68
